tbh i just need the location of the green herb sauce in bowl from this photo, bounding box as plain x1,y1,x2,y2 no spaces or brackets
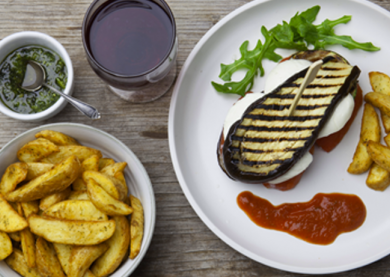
0,45,67,114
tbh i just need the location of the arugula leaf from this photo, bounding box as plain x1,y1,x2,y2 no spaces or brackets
212,5,380,96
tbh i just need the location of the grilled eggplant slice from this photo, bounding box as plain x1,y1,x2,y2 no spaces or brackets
220,52,360,183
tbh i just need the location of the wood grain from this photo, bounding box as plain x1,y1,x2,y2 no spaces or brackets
0,0,390,276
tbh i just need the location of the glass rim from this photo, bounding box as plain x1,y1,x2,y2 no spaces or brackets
81,0,177,79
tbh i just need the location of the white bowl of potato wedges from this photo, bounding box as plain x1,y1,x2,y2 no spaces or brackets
0,123,156,277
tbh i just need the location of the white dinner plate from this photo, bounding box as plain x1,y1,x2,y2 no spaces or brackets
169,0,390,274
0,123,156,277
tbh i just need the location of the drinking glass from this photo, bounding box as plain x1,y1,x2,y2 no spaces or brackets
82,0,178,103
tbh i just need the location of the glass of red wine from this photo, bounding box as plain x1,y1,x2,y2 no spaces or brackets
82,0,177,103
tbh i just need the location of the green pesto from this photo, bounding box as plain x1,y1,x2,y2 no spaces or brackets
0,45,67,114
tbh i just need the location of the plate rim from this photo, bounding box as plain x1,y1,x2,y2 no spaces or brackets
168,0,390,274
0,122,156,277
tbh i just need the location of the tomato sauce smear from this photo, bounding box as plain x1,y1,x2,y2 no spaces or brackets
237,192,366,245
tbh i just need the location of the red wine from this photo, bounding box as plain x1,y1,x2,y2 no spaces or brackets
87,0,174,76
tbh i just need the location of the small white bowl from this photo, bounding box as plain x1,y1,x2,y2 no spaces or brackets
0,123,156,277
0,31,74,122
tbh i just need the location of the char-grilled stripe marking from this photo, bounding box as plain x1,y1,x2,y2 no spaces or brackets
237,126,316,132
242,159,288,166
230,146,305,154
254,104,329,110
281,83,344,89
263,93,336,99
244,114,323,121
231,136,309,143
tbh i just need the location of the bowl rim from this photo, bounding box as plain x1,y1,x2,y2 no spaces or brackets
0,31,74,121
0,122,156,277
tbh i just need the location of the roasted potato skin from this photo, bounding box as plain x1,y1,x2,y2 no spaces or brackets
5,155,80,202
68,243,109,277
0,231,12,260
367,141,390,172
36,237,66,277
348,103,381,174
28,214,116,245
130,195,144,259
366,163,390,191
5,248,42,277
17,138,59,163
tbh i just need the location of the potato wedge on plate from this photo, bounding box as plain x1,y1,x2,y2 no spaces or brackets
364,92,390,117
91,216,130,276
36,237,66,277
369,71,390,95
0,231,12,260
44,200,108,221
366,163,390,191
0,194,28,232
130,195,144,259
5,249,41,277
348,103,381,174
0,162,28,195
367,141,390,172
68,243,109,277
86,179,133,216
35,130,80,146
41,145,102,164
17,138,59,163
28,214,115,245
6,155,80,202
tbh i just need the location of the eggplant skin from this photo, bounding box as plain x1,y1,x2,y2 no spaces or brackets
218,50,361,184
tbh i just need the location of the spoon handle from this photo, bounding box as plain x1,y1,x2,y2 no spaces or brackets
43,84,101,120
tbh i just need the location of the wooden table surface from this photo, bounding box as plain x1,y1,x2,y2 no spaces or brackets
1,0,390,276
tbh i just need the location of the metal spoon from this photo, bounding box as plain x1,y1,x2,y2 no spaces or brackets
21,60,101,119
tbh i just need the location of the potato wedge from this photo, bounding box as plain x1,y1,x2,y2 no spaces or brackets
100,162,127,176
367,141,390,172
44,200,108,221
0,162,28,195
41,145,102,164
380,112,390,134
39,187,72,211
68,190,89,201
0,194,28,232
0,231,12,260
366,163,390,191
21,227,36,268
6,155,80,202
86,179,133,216
385,134,390,148
130,195,144,259
364,92,390,117
98,158,115,171
68,243,109,277
35,130,80,146
8,231,21,242
36,237,66,277
83,171,120,200
17,138,59,163
91,216,130,276
72,155,100,191
5,249,41,277
26,163,55,181
53,243,73,274
369,71,390,95
348,103,381,174
53,244,96,277
28,214,116,245
21,201,39,218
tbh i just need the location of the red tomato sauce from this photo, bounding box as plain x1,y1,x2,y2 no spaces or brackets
237,191,366,245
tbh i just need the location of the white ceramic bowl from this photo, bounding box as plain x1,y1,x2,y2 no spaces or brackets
0,123,156,277
0,31,74,121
